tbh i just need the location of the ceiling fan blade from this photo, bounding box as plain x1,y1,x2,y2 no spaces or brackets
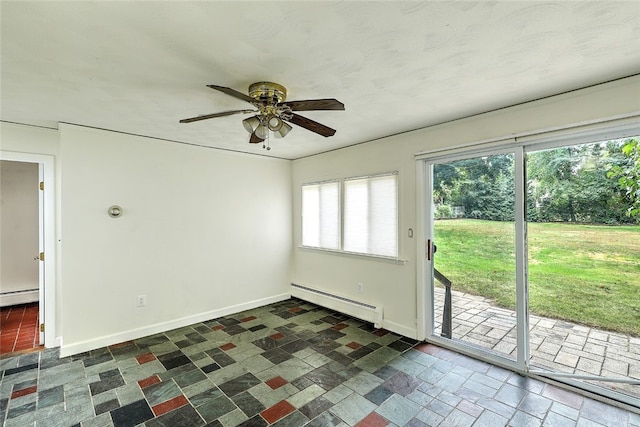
179,109,253,123
249,131,264,144
207,85,255,104
281,98,345,111
285,113,336,137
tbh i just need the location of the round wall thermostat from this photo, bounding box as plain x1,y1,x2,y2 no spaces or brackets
108,205,123,218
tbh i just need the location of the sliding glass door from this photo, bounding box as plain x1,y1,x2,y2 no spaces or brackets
424,149,527,370
420,134,640,406
526,138,640,404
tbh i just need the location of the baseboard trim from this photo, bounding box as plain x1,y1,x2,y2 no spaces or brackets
382,319,418,340
59,293,290,357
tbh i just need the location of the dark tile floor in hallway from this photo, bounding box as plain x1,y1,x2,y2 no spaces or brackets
0,298,638,426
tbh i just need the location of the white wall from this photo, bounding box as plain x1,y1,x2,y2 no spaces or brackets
0,123,60,156
1,121,292,355
0,160,39,304
291,76,640,339
58,124,292,355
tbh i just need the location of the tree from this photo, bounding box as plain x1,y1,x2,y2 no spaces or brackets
433,163,460,208
434,138,639,225
439,155,514,221
572,142,630,224
527,147,581,222
527,140,635,224
608,138,640,219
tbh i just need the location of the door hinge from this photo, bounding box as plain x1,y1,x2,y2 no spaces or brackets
39,252,44,261
40,181,44,191
40,323,45,333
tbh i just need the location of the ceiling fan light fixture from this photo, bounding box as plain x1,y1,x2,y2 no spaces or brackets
267,115,283,131
242,116,260,134
275,122,292,138
255,123,269,140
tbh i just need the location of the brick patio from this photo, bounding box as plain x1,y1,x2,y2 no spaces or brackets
433,287,640,401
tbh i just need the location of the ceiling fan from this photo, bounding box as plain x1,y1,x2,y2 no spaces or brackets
180,82,344,149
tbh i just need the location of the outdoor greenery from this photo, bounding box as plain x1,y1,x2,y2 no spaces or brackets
434,219,640,336
434,138,640,224
432,138,640,336
607,139,640,218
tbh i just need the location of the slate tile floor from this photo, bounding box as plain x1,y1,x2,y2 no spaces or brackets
1,298,638,426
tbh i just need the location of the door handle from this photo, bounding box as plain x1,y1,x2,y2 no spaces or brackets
426,240,437,261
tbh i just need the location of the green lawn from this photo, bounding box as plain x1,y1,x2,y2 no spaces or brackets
434,219,640,336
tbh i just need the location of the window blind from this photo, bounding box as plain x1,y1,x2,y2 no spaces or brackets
301,181,340,249
343,174,398,257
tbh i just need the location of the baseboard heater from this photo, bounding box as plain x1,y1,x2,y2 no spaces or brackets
291,283,383,328
0,289,39,307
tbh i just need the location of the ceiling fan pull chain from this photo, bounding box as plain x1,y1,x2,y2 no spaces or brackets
264,131,271,150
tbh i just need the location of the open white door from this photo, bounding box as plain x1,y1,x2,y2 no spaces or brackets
38,163,45,345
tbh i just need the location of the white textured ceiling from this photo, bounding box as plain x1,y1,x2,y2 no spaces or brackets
2,1,639,160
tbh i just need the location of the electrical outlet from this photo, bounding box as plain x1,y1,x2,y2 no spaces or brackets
136,295,147,307
356,282,363,293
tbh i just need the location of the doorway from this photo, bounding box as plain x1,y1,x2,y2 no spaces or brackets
417,131,640,407
0,151,56,354
421,148,527,373
0,160,41,355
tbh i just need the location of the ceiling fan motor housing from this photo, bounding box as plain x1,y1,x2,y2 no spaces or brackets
249,82,287,105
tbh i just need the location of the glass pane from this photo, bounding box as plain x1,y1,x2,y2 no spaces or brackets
527,137,640,400
432,153,517,359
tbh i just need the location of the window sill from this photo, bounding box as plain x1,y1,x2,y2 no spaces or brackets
298,246,409,265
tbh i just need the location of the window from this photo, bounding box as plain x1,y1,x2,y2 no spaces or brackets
301,181,340,250
302,172,398,258
344,174,398,257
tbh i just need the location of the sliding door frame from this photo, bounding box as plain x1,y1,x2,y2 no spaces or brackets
417,145,528,374
415,117,640,407
520,134,640,410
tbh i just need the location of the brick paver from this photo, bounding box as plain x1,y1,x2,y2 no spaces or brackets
434,287,640,400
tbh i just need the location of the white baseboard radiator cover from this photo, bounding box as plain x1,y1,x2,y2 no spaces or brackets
0,289,39,307
291,283,383,328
